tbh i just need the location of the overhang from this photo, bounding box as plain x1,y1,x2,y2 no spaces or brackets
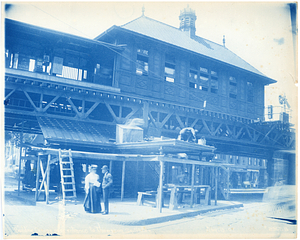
37,116,115,148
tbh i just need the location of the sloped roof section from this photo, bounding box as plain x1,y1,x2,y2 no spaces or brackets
37,116,115,146
119,16,268,78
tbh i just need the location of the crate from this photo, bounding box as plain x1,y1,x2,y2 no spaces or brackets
116,124,143,143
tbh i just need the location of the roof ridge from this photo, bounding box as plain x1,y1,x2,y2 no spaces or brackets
122,15,226,49
121,15,181,32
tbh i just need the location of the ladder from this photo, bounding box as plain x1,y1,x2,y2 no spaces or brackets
58,149,77,204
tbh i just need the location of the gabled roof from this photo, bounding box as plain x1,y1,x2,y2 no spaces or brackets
96,15,276,83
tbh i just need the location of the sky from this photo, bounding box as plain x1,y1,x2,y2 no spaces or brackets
2,1,298,124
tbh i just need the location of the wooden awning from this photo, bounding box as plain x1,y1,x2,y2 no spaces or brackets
37,116,115,148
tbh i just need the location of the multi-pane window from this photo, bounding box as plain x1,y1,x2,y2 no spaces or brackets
189,65,217,93
136,48,149,76
247,81,254,102
199,67,209,91
165,54,176,83
229,76,237,99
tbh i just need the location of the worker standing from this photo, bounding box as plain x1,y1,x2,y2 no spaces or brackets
101,165,113,215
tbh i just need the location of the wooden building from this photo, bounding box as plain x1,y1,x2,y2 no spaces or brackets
4,6,295,206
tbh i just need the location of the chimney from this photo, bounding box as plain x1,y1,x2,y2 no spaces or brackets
179,5,197,38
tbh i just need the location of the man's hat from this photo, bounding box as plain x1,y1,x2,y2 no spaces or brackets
101,165,108,170
91,164,98,169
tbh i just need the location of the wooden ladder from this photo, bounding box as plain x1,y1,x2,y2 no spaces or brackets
58,149,77,204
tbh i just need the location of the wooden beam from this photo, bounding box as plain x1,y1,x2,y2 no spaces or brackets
190,164,195,208
109,160,113,174
124,106,141,122
35,155,41,201
245,126,254,141
17,122,23,195
105,102,118,123
202,119,212,135
148,111,158,128
84,102,99,118
158,160,164,213
215,167,218,206
226,169,230,200
42,95,60,112
235,127,244,139
190,118,199,128
23,90,39,112
175,114,185,128
46,154,51,204
67,97,81,117
160,112,173,129
5,88,16,100
121,161,126,201
213,123,223,136
39,93,43,109
142,102,149,128
259,125,276,143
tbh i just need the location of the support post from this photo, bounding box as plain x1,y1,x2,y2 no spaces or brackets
109,160,113,174
190,164,195,207
46,154,51,204
227,169,230,200
215,167,218,206
158,160,164,213
121,161,126,201
17,122,23,195
35,154,41,201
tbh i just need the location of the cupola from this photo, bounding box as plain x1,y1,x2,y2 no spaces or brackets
179,5,197,38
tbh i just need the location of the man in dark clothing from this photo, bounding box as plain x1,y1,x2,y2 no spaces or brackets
101,165,113,215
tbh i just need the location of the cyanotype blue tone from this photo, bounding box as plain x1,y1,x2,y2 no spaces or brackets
3,3,296,238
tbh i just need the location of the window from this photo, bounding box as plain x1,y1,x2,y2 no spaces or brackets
229,76,237,99
199,84,208,91
136,48,149,76
189,69,198,80
210,70,218,93
199,67,209,81
165,54,176,82
247,81,254,102
189,82,197,89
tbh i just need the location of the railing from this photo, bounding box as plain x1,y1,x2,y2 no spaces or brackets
5,51,113,87
264,105,292,123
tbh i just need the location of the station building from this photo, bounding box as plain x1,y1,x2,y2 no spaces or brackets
4,6,295,206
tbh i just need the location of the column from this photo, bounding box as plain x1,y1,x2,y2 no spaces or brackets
121,161,126,201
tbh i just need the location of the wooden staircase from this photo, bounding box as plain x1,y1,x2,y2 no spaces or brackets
58,149,77,204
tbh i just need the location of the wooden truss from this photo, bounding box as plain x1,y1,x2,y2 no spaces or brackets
5,77,295,157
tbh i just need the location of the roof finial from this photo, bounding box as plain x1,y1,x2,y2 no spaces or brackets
223,35,226,47
142,5,145,16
